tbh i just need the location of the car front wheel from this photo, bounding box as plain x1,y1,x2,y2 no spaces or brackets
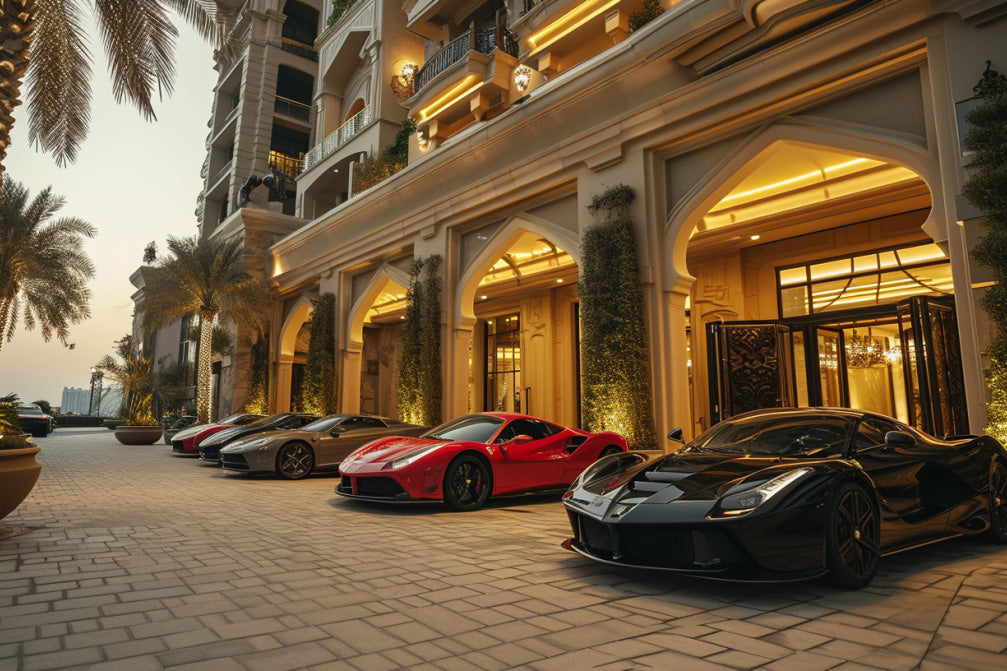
277,443,314,480
443,454,492,511
826,482,880,589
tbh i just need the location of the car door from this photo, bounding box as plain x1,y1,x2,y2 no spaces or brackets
322,416,392,466
491,419,567,493
851,417,949,547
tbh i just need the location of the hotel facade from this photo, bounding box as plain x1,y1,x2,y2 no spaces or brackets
131,0,1006,443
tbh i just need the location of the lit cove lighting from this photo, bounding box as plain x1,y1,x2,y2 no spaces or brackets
527,0,621,56
418,75,483,122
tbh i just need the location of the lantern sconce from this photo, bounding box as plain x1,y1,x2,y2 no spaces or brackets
391,62,419,99
514,65,532,93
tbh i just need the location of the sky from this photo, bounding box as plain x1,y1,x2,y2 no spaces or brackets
0,21,217,405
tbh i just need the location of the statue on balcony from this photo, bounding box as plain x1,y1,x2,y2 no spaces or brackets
238,174,261,208
262,164,287,202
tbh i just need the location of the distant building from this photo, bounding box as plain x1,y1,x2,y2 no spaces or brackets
60,386,123,417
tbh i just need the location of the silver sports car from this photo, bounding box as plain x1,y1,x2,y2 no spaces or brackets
218,414,427,479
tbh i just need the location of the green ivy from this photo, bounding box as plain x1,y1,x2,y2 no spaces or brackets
353,119,418,193
579,185,657,450
327,0,358,27
245,327,270,414
396,255,443,426
963,66,1007,442
303,293,338,415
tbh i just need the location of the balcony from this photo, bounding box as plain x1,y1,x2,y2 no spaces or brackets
269,151,305,178
280,37,319,62
406,24,519,143
511,0,649,76
303,106,372,171
274,95,312,123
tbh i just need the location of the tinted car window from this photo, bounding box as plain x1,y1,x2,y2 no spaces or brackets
423,415,504,443
303,416,348,433
342,417,386,430
495,419,555,443
854,418,903,451
688,415,853,456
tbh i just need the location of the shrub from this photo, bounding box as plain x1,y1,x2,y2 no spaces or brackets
353,119,417,193
629,0,663,32
397,256,443,425
302,294,338,415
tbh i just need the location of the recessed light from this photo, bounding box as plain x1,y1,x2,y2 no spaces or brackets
556,278,563,283
750,234,761,241
480,295,487,300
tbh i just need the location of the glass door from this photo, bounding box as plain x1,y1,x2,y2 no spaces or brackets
897,297,967,437
485,314,521,413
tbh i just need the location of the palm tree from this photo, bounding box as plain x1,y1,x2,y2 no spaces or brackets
96,335,154,424
0,177,95,351
141,235,267,423
0,0,223,188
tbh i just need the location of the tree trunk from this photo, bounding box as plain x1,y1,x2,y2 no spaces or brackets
196,313,214,423
0,0,37,191
0,296,13,351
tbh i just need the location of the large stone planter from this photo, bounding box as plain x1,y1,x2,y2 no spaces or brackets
0,445,42,520
114,426,163,445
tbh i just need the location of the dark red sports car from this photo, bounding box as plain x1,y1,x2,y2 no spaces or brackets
336,412,628,510
170,413,265,455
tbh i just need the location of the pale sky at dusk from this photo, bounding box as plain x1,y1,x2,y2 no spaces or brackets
0,21,217,405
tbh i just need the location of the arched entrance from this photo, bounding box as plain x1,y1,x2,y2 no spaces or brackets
454,216,580,426
276,295,314,412
343,264,411,416
667,132,967,438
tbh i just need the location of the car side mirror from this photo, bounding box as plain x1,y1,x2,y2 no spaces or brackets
667,428,684,443
884,431,916,448
508,434,533,445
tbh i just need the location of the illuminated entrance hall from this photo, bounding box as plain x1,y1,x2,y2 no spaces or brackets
464,229,579,424
686,141,967,438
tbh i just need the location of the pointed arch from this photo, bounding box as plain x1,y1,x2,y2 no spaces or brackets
346,263,412,349
663,117,939,293
279,292,317,359
456,213,581,326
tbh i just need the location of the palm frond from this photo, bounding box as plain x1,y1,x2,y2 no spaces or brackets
26,0,92,166
163,0,219,43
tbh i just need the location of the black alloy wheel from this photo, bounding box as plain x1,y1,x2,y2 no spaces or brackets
277,443,314,480
443,454,492,511
987,462,1007,543
826,482,880,588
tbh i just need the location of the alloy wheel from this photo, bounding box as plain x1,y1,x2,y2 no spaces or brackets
835,487,879,583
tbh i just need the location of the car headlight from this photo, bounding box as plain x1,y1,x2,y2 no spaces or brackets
714,468,813,516
387,445,441,470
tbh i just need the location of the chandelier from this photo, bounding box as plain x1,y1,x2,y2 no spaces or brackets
845,330,901,368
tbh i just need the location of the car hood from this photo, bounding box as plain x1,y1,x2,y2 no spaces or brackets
222,429,315,452
580,451,812,504
342,436,447,466
173,423,216,441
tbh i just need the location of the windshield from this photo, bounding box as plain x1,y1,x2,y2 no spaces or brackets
18,406,44,415
246,415,288,429
302,415,349,433
422,415,504,443
687,414,853,457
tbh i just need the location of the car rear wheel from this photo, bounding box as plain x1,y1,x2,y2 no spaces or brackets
443,454,492,511
277,443,314,480
598,446,622,459
987,462,1007,543
826,482,880,589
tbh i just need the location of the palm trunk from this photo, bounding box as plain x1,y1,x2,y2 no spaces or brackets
0,0,37,191
196,313,214,423
0,296,13,352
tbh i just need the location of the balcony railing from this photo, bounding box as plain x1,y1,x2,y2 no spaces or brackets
303,106,372,171
269,150,305,178
415,26,519,93
274,95,312,122
280,39,318,62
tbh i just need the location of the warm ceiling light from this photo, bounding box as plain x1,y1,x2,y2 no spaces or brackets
528,0,621,55
750,234,760,240
480,295,488,300
721,158,875,204
418,75,482,121
556,278,563,283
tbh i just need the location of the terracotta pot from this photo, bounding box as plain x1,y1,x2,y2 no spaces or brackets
114,426,163,445
0,445,42,520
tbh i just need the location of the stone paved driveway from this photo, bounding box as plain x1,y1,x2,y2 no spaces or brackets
1,428,1007,671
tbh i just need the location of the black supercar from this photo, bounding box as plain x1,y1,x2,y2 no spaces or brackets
562,407,1007,588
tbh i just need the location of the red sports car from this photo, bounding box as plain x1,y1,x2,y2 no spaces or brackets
336,412,628,510
170,413,265,455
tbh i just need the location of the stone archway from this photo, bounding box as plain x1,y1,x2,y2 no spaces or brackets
341,264,412,415
276,293,315,412
448,214,581,425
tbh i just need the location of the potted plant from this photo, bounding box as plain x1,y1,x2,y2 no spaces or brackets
96,335,163,445
0,394,41,520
